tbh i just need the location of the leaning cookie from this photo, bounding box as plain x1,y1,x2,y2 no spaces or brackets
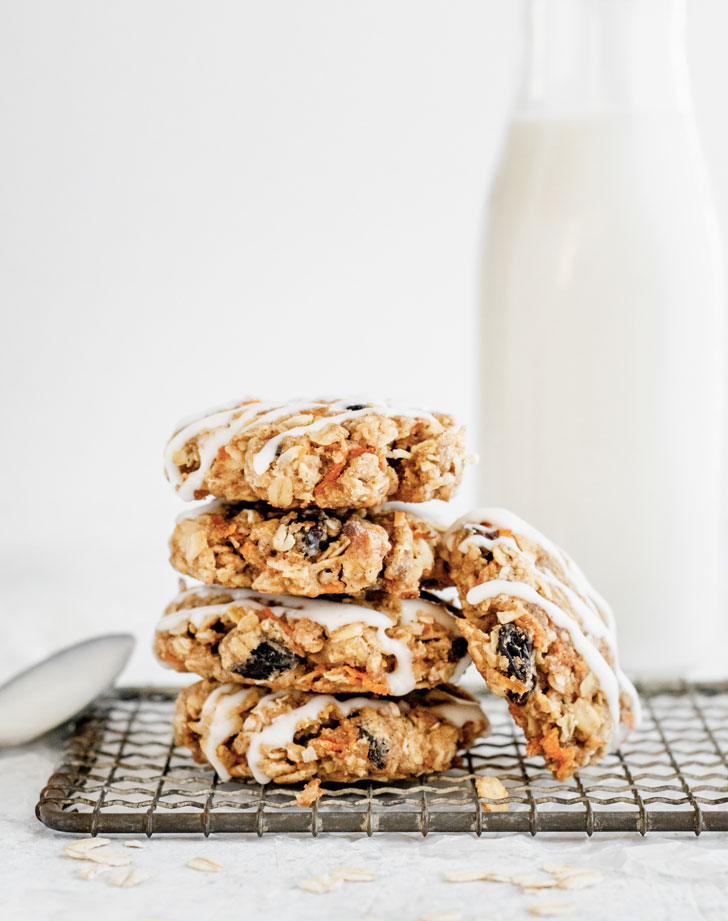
164,397,466,507
443,508,640,779
169,501,448,598
174,680,488,783
155,585,470,695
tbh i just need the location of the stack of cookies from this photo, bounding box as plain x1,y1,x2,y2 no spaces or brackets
156,396,642,791
156,397,490,799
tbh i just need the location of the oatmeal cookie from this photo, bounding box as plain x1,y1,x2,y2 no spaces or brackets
174,680,488,783
169,501,448,598
442,508,640,779
164,397,466,507
155,585,470,695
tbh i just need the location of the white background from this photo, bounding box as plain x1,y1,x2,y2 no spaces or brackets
1,0,728,683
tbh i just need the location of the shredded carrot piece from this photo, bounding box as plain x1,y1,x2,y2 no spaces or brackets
318,733,346,751
256,608,293,635
314,445,369,494
340,666,389,695
209,516,237,538
314,459,348,493
538,727,577,779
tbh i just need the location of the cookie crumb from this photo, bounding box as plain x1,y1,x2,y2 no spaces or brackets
296,778,323,807
124,840,144,849
526,902,573,917
107,868,149,888
475,776,509,812
187,857,224,873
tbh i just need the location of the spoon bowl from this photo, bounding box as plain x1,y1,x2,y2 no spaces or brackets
0,634,135,747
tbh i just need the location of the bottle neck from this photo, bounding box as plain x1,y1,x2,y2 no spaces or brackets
517,0,692,117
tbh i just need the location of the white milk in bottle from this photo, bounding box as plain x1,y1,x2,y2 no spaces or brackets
479,0,725,677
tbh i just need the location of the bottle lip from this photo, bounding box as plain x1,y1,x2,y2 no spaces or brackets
517,0,692,116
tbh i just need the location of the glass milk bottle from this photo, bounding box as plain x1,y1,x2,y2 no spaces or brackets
479,0,725,677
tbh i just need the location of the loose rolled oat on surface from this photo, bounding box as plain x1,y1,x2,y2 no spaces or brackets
106,867,149,888
173,680,488,784
443,507,640,779
155,585,470,695
169,501,448,598
187,857,224,873
526,902,574,917
164,397,466,508
474,775,509,812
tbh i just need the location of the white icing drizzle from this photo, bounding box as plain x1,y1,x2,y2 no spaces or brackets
245,690,485,784
198,683,254,782
156,603,238,633
155,587,465,696
171,397,247,433
375,500,451,528
457,530,519,556
156,585,253,632
165,400,311,500
453,508,613,629
398,598,462,632
251,400,437,476
452,507,642,742
174,497,228,524
164,397,437,500
246,694,396,784
429,691,486,728
285,604,417,695
173,585,233,602
448,649,473,684
467,580,621,731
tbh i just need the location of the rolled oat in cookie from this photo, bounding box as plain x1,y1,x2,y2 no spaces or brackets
169,501,449,598
164,396,466,508
173,680,488,784
154,586,471,695
442,508,640,779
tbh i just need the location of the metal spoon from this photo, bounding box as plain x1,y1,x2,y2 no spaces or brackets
0,633,135,746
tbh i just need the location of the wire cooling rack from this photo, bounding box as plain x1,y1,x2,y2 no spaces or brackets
36,682,728,836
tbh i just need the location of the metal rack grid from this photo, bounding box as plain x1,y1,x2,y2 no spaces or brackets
36,682,728,836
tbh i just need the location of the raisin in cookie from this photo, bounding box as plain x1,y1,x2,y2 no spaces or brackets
155,585,470,695
442,508,640,779
164,397,466,508
174,680,488,783
169,501,448,598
